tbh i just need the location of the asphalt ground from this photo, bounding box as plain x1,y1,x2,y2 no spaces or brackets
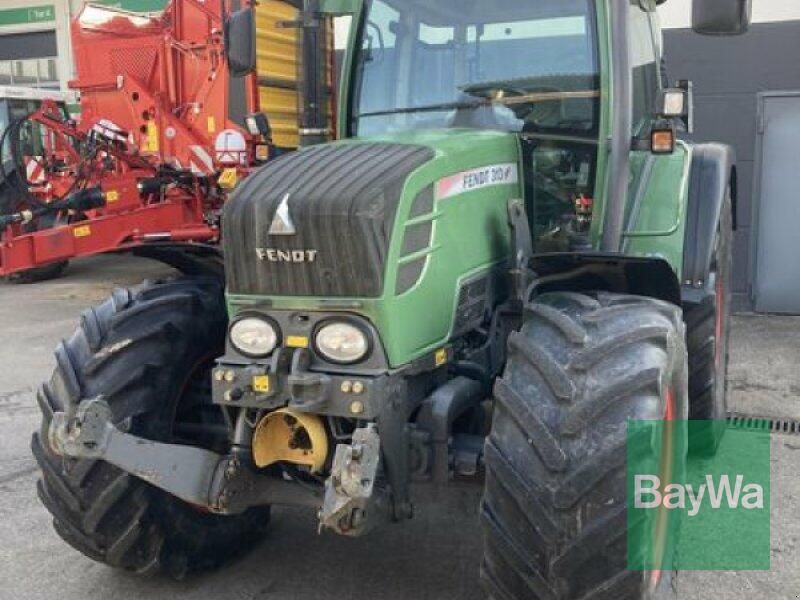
0,255,797,599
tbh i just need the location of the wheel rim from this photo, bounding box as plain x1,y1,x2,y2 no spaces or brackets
715,277,725,370
171,352,227,450
647,385,676,593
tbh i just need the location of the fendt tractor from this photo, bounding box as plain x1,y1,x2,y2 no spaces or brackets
35,0,748,598
0,0,332,282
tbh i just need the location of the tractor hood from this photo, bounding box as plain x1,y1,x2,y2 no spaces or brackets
224,129,520,307
224,141,434,298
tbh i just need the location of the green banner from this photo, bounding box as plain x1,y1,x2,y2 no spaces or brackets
0,5,56,27
97,0,167,12
627,420,771,571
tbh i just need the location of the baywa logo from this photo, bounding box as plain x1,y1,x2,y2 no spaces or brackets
634,473,765,517
627,420,771,571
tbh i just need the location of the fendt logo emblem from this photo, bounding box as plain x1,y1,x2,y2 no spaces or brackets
258,192,318,263
269,193,297,236
256,248,319,263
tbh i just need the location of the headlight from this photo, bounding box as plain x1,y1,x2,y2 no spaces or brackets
230,317,279,357
314,322,370,364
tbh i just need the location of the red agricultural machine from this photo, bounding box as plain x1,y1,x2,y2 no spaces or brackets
0,0,331,282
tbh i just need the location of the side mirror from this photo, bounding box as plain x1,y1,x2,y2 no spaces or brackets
692,0,752,36
224,8,256,77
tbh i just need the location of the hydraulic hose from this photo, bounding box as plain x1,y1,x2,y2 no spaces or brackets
0,187,105,229
0,113,101,220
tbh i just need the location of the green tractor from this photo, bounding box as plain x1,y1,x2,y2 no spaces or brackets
35,0,749,597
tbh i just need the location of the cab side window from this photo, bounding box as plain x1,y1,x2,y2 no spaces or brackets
629,2,661,135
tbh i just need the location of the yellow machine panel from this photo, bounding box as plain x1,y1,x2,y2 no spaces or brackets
255,0,334,148
252,409,329,473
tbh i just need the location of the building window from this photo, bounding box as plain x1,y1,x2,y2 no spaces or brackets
38,58,58,84
0,61,11,85
0,57,59,88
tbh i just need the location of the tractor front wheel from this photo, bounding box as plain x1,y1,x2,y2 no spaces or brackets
481,292,688,600
32,277,270,577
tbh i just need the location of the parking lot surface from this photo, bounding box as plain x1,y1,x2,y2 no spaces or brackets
0,256,797,599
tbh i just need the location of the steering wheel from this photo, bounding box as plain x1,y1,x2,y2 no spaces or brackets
460,81,529,102
460,82,566,129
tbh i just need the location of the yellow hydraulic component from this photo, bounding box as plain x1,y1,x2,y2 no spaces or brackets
252,408,329,473
254,0,335,148
218,168,239,190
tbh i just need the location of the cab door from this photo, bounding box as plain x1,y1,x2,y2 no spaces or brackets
622,2,689,272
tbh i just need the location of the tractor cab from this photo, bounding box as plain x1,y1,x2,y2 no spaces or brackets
348,0,603,253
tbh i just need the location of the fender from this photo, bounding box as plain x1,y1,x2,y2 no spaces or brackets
682,144,736,301
527,253,682,306
129,243,225,279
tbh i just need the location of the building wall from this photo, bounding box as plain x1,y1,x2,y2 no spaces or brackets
0,0,72,89
660,4,800,311
0,0,168,91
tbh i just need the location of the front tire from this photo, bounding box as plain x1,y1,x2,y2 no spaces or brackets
32,277,270,577
481,292,688,600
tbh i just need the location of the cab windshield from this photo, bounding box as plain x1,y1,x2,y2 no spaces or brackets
351,0,600,138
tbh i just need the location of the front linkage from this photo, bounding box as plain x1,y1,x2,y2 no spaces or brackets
47,364,488,537
48,395,387,534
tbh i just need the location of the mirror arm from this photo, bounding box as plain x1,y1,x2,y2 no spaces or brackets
319,0,361,16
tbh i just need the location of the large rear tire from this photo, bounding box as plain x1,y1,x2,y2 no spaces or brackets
481,292,688,600
684,191,733,456
32,277,270,577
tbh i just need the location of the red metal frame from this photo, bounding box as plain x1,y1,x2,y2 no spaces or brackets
0,0,261,278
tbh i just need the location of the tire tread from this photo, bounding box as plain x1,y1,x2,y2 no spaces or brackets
481,292,687,600
32,277,270,576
